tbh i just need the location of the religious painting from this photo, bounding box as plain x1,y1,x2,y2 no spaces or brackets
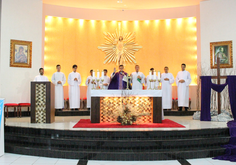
210,41,233,69
10,39,32,68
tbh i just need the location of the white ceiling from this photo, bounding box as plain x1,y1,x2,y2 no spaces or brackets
43,0,205,10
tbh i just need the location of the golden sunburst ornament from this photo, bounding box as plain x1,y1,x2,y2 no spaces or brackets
98,28,142,66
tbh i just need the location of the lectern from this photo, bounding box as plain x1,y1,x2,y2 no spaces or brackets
31,82,55,123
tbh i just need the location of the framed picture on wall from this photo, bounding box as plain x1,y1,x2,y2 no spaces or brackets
10,39,32,68
210,41,233,69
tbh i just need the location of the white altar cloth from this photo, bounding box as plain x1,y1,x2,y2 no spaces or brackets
91,90,162,97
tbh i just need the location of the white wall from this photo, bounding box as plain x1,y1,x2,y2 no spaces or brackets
0,0,43,103
200,0,236,73
0,99,4,156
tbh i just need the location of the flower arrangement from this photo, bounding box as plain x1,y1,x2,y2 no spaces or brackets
107,91,151,125
114,102,150,125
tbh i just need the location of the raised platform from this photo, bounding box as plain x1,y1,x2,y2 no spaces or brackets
5,109,196,118
4,116,230,161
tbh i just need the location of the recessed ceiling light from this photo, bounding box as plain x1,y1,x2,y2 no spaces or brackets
117,0,123,3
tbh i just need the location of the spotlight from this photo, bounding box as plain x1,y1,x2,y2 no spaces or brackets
117,0,123,3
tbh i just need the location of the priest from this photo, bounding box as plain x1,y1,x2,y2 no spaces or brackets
51,65,66,111
161,66,174,111
34,68,49,81
99,69,110,90
68,65,81,110
131,65,145,90
108,65,129,90
145,68,158,90
176,63,192,111
86,70,97,110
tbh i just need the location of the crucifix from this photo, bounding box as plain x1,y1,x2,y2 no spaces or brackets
211,57,227,114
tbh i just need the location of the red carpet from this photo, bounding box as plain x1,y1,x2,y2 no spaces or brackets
73,119,185,128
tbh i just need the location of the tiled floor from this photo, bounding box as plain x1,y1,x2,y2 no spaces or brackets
5,116,228,131
0,153,235,165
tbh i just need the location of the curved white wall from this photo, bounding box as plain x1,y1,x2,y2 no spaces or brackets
43,4,198,21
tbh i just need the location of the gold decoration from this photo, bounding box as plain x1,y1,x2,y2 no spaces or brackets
98,28,142,66
100,96,153,124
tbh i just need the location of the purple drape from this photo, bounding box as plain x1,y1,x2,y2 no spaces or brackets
200,76,236,162
214,120,236,162
227,76,236,120
200,76,236,121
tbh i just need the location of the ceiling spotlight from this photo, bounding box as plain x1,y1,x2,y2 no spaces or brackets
117,0,123,3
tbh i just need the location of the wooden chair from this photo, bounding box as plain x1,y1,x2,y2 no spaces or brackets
18,103,31,117
4,103,19,118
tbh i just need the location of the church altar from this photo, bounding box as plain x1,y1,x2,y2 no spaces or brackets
90,90,162,124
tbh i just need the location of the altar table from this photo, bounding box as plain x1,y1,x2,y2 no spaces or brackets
91,90,162,123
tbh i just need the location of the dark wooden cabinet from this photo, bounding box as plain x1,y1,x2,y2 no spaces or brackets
31,82,55,123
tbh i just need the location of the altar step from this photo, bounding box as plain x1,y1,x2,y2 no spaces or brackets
5,126,229,160
5,109,195,118
5,109,90,117
55,109,90,116
164,110,196,116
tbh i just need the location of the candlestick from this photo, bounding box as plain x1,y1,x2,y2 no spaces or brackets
101,79,104,90
92,71,96,90
158,71,161,80
97,70,100,79
92,71,95,78
101,71,104,79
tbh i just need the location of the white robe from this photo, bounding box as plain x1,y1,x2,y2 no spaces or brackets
131,72,145,90
86,76,97,108
99,75,110,90
68,72,81,109
34,75,49,82
51,72,66,109
176,70,192,107
161,73,174,109
146,75,159,90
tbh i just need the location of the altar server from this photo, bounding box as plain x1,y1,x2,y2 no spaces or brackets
161,66,174,111
131,65,145,90
146,68,159,90
108,65,129,89
99,69,110,90
176,63,192,111
86,70,97,110
34,68,49,81
51,65,66,110
68,65,81,110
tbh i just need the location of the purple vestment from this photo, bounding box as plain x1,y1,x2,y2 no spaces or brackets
108,72,128,90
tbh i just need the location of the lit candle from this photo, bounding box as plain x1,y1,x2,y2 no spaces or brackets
154,70,156,80
158,71,161,80
101,71,104,79
97,70,100,79
92,70,95,78
149,71,151,77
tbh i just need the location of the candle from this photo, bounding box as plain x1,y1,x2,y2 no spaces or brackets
154,71,156,80
97,70,100,79
149,71,151,77
92,71,95,78
101,71,104,79
158,71,161,80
